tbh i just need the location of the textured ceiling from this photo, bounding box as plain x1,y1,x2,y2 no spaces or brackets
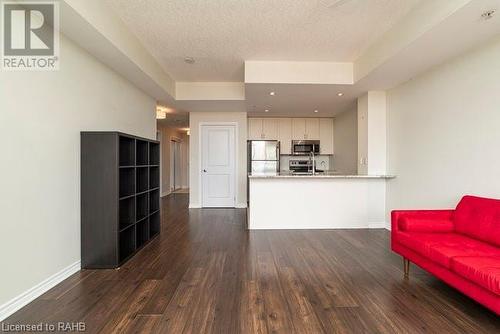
156,110,189,128
106,0,421,82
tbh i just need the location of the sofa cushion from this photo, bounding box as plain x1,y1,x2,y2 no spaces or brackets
399,217,454,233
395,232,500,268
428,241,500,268
395,232,465,258
454,196,500,247
451,256,500,295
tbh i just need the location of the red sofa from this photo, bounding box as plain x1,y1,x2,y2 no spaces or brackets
391,195,500,315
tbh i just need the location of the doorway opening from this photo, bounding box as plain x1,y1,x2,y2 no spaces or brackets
170,139,182,193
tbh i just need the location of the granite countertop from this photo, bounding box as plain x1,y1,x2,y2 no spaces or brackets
248,171,395,179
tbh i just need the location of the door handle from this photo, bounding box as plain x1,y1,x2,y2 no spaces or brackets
202,169,207,173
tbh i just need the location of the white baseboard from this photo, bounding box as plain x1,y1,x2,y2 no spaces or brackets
368,222,387,229
0,261,81,321
235,203,248,208
161,190,171,197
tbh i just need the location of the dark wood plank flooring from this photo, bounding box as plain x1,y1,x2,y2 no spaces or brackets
3,194,499,333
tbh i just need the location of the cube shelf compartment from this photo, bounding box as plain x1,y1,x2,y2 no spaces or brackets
119,197,135,230
150,211,160,237
136,140,149,166
119,136,135,166
149,166,159,189
149,189,160,213
119,168,135,198
119,225,135,263
149,142,160,165
81,132,161,269
136,218,149,249
136,192,149,221
136,167,149,193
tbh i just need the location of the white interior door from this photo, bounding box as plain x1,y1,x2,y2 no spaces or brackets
201,125,236,207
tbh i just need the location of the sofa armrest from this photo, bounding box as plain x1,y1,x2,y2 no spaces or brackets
391,210,455,233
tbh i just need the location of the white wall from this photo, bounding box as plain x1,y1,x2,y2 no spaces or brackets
386,35,500,216
333,108,358,174
0,34,156,312
189,112,247,208
366,91,386,175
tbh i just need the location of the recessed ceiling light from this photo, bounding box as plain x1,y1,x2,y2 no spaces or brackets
269,91,275,96
264,109,269,112
184,56,195,64
314,110,319,113
337,92,344,96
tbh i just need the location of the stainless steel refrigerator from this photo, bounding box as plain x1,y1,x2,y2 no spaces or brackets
248,140,280,175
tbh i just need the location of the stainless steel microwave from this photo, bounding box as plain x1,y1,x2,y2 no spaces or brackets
291,140,320,155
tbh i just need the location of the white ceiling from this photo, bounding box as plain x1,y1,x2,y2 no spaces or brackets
106,0,421,82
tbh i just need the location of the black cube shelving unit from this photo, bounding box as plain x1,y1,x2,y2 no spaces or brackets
81,132,161,268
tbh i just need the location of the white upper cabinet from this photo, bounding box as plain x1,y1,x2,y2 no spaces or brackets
262,118,279,140
249,117,334,155
277,118,292,154
292,118,306,140
319,118,334,155
248,118,263,140
248,118,279,140
305,118,320,140
292,118,320,140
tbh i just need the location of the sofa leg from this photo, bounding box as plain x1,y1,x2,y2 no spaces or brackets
403,258,410,277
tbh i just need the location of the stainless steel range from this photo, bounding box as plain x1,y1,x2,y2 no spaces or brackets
289,160,313,174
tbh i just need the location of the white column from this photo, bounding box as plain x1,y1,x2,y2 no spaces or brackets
357,91,387,175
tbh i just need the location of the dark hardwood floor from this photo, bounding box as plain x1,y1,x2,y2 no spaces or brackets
4,194,499,333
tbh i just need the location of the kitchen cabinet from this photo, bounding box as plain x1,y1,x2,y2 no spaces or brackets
305,119,320,140
292,118,306,140
248,117,334,155
292,118,320,140
277,118,292,154
248,118,263,140
248,118,279,140
319,118,334,154
262,118,278,140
